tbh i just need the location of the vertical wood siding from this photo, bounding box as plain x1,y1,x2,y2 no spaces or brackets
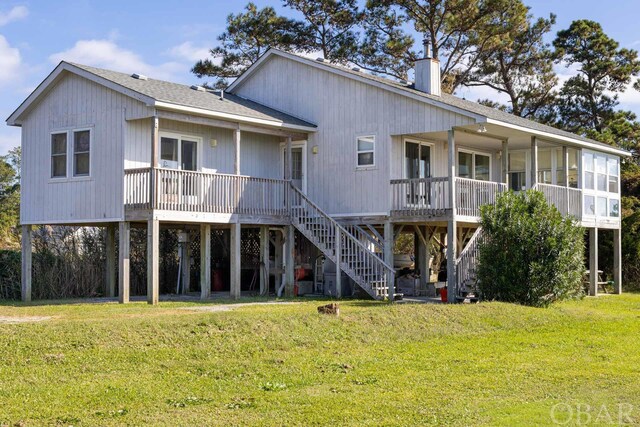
233,56,475,214
20,72,152,224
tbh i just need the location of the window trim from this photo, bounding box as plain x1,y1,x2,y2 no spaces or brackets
50,131,68,179
402,137,435,179
457,147,492,181
72,127,92,178
582,149,620,219
158,131,202,171
356,134,376,169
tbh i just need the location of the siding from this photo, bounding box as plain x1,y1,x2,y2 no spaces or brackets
20,72,152,224
125,119,282,179
234,55,475,215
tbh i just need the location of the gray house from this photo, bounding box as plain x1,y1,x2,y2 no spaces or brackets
7,48,628,303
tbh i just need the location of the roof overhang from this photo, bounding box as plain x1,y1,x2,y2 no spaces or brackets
6,62,155,126
483,118,631,157
153,101,317,133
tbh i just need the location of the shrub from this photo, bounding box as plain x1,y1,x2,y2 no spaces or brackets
477,190,584,307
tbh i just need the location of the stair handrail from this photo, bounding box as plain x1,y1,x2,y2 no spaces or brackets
456,226,485,297
288,184,396,294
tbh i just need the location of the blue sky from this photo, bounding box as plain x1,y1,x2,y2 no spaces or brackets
1,0,640,155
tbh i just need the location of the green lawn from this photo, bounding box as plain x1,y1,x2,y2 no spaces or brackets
1,295,639,426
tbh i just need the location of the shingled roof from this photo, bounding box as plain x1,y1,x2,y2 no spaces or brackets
229,48,628,155
7,61,316,130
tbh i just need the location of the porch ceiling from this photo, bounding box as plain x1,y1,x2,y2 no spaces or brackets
404,123,566,152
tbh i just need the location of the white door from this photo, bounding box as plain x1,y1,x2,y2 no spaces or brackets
282,141,307,192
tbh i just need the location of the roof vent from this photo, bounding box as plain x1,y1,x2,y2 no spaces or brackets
131,73,148,81
190,85,206,92
351,66,360,72
219,89,224,100
399,79,408,85
316,57,326,62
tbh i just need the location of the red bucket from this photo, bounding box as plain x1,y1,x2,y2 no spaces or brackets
440,287,448,303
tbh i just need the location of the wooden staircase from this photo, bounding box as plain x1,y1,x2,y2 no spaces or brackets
455,227,485,302
288,184,395,300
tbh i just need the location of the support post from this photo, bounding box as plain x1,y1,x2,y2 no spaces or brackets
230,223,241,299
200,224,211,300
181,233,191,294
118,221,130,304
417,226,429,290
530,136,538,187
106,224,116,298
447,129,457,303
383,221,395,299
285,136,293,181
335,225,342,298
234,129,241,175
502,139,509,185
260,226,269,296
21,225,32,303
274,230,283,295
150,116,159,208
284,224,295,297
589,227,598,296
613,227,622,294
562,146,569,187
147,218,159,305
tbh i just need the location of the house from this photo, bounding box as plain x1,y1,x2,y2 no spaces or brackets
7,48,628,304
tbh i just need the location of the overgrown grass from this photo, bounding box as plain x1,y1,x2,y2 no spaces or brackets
1,295,639,426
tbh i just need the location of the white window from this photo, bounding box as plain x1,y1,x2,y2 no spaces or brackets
159,133,199,171
73,129,91,176
582,150,620,218
51,132,67,178
356,136,375,168
457,150,491,181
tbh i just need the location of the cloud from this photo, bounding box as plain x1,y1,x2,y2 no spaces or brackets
0,35,23,86
49,39,186,81
166,41,211,62
0,5,28,26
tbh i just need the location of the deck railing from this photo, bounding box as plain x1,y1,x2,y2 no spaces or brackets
535,183,582,219
390,177,450,217
124,168,288,216
456,178,508,217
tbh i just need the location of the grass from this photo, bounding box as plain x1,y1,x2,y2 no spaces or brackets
1,295,640,426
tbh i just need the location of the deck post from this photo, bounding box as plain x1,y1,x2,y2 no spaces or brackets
613,227,622,294
181,233,191,294
530,136,538,187
230,223,241,299
589,227,598,296
447,129,457,303
234,129,241,175
416,225,429,290
335,225,342,298
200,224,211,300
501,139,509,184
147,218,160,305
106,224,116,298
150,116,159,208
21,225,32,303
284,224,295,297
259,226,269,296
274,229,283,295
118,221,130,304
383,220,395,299
285,136,293,181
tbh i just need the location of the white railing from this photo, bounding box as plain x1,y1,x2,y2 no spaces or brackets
456,178,508,218
536,183,582,219
124,168,288,216
289,184,395,300
390,177,450,217
456,227,486,298
342,224,384,257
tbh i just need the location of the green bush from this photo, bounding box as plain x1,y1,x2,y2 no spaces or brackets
477,190,584,307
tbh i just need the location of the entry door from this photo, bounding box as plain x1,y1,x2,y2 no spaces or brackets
282,142,307,192
404,141,431,205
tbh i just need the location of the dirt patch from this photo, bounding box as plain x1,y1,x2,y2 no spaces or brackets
0,316,52,324
180,301,298,313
